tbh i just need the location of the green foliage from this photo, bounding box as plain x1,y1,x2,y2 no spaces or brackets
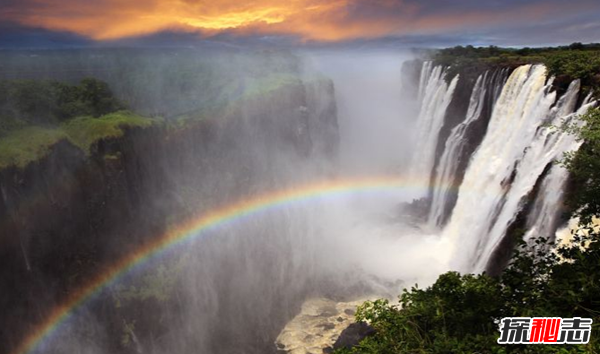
339,104,600,353
545,52,600,83
0,111,160,168
0,116,26,136
338,234,600,353
561,108,600,225
347,273,504,354
77,78,124,117
0,78,124,126
61,111,161,153
242,73,301,99
432,43,600,96
0,127,67,169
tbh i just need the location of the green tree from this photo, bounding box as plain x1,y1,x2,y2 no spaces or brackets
337,108,600,354
562,107,600,224
78,78,124,117
0,78,125,127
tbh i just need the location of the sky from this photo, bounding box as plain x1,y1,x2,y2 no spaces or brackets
1,0,599,48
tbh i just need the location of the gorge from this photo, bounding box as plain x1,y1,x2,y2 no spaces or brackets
0,47,597,354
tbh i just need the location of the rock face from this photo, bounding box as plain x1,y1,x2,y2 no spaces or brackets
0,79,339,354
275,298,374,354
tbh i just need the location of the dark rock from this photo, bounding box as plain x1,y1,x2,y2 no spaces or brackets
332,322,376,351
318,323,336,331
0,78,340,354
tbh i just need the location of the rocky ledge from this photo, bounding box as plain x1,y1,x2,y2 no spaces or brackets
275,298,375,354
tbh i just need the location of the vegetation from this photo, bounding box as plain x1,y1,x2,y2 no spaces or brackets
0,127,67,169
0,60,306,169
0,78,156,169
242,73,301,99
0,78,124,127
0,77,162,167
432,43,600,97
62,111,161,153
0,111,159,167
337,108,600,353
562,108,600,224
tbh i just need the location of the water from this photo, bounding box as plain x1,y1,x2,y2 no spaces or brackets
435,65,590,272
12,54,597,354
428,70,508,228
428,73,488,227
524,93,597,244
409,62,459,188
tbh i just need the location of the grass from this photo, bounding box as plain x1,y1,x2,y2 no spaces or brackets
0,126,67,169
0,116,27,136
242,73,301,99
0,70,313,169
61,111,161,153
0,111,161,169
170,73,304,126
0,73,298,169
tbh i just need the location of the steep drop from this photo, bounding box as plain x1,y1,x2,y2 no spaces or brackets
439,65,589,272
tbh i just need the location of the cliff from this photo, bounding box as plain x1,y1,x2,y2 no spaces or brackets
0,78,339,353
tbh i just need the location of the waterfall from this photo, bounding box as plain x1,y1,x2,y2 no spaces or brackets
523,93,597,244
428,69,507,228
440,65,589,272
428,73,488,227
410,62,459,188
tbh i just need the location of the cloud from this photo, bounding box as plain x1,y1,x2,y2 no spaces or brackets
0,0,599,45
0,22,91,48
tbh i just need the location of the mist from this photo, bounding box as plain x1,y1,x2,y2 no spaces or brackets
2,47,452,354
304,50,420,176
4,41,587,354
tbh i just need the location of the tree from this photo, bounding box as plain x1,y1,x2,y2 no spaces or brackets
562,107,600,225
78,78,124,117
0,78,125,127
336,108,600,354
569,42,585,51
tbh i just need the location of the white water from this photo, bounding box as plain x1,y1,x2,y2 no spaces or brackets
524,93,597,244
438,65,587,272
23,53,600,354
428,73,488,227
410,62,459,188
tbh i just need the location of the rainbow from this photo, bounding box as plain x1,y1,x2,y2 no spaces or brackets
13,176,455,354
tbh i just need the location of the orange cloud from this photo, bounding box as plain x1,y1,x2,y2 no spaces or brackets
1,0,597,42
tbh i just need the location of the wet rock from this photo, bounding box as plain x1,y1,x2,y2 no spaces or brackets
275,297,374,354
332,322,375,351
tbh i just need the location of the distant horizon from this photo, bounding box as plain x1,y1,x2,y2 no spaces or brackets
1,0,599,49
0,38,598,51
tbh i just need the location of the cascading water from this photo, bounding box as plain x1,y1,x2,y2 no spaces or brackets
427,69,509,228
428,72,489,227
6,51,598,354
410,62,459,186
523,93,597,244
436,65,591,272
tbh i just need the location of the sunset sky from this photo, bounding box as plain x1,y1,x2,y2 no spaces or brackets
1,0,599,47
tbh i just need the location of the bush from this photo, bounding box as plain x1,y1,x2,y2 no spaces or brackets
338,108,600,353
545,52,600,85
0,78,124,126
562,108,600,225
337,234,599,353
